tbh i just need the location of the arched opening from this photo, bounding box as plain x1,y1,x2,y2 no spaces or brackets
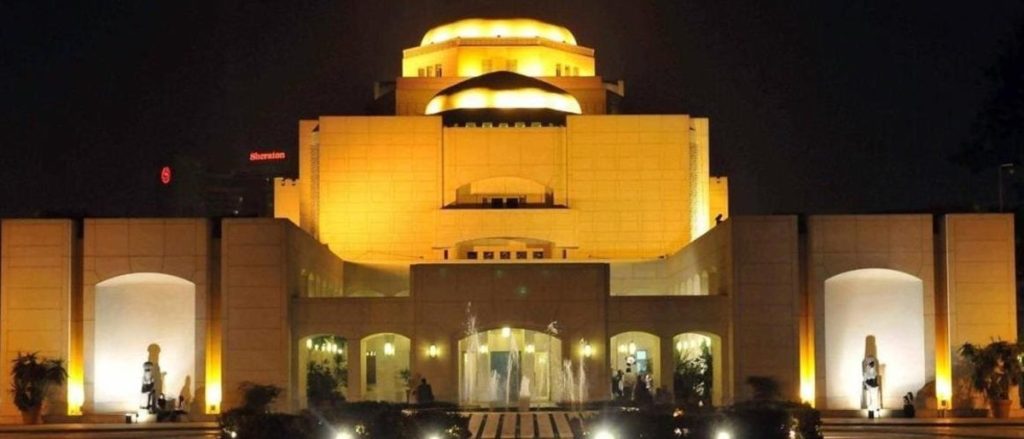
673,332,723,407
298,335,348,409
458,327,562,406
450,176,556,208
824,268,925,410
360,333,411,402
93,273,196,413
609,332,661,398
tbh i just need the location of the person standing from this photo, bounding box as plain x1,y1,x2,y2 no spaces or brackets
622,367,638,401
611,369,624,399
415,378,435,404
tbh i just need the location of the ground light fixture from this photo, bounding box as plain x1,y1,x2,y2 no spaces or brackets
592,429,616,439
335,429,354,439
715,430,732,439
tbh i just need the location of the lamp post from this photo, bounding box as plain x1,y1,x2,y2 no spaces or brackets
998,163,1015,212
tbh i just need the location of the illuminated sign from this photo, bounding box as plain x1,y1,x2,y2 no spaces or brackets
249,151,287,162
160,166,172,185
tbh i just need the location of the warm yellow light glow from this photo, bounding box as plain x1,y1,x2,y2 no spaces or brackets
424,87,582,115
617,344,627,354
428,344,439,358
582,342,593,358
525,344,535,354
628,341,637,355
306,339,313,350
421,18,577,46
384,342,395,356
479,345,489,354
936,368,952,408
67,378,84,416
501,327,511,338
206,380,222,414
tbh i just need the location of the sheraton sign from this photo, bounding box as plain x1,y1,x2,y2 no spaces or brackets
249,151,287,162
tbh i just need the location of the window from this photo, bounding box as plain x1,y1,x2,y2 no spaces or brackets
483,251,495,260
516,251,528,259
532,251,545,259
425,66,434,77
555,63,562,77
417,68,425,77
500,251,511,260
514,122,525,128
467,251,478,260
435,64,442,77
573,66,580,76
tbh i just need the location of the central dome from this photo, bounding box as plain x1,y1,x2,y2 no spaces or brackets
425,71,582,117
421,18,577,46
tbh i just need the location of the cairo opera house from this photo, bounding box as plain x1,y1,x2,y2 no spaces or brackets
0,18,1016,422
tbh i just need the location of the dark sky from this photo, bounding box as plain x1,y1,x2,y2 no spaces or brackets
2,1,1022,217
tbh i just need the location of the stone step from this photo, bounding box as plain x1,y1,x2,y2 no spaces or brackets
466,411,590,438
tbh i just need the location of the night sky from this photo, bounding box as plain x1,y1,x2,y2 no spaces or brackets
2,1,1022,217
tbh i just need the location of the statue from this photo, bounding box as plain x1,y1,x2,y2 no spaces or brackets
141,361,156,413
862,356,881,415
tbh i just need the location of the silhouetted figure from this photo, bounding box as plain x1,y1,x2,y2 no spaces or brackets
622,367,637,400
415,378,434,404
611,369,623,399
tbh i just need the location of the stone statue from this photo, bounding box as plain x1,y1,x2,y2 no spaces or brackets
141,361,156,413
862,356,881,414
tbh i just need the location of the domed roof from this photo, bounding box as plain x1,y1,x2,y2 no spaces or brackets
424,71,582,116
421,18,577,46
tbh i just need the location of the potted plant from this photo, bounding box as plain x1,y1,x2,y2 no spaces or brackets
10,352,68,424
959,340,1023,418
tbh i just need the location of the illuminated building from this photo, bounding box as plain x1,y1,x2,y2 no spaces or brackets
0,19,1015,422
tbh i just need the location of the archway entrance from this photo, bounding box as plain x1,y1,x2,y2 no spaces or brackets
298,335,347,409
824,268,926,409
360,333,410,402
672,332,723,407
93,273,196,413
458,328,562,406
609,331,661,396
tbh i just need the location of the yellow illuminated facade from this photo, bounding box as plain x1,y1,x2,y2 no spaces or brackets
0,18,1016,424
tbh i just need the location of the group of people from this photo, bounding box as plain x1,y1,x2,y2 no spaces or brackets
611,367,659,403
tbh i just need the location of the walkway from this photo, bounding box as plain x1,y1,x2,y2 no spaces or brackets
465,411,590,439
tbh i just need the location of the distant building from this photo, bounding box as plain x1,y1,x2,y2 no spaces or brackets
0,19,1015,422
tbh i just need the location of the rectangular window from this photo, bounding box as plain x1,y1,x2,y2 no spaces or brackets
500,251,511,260
483,251,495,260
425,66,434,77
516,251,528,259
467,251,478,260
573,66,580,76
555,63,562,77
417,68,425,77
435,64,443,77
367,355,377,385
532,251,544,259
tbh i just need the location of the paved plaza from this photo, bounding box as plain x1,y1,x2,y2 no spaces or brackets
0,418,1022,438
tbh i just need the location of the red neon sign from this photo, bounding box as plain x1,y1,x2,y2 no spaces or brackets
249,151,287,162
160,166,172,185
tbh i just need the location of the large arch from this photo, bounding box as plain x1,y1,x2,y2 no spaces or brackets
824,268,926,410
93,273,196,413
672,332,723,407
297,334,348,409
609,331,662,393
360,333,411,402
451,176,555,207
457,327,563,406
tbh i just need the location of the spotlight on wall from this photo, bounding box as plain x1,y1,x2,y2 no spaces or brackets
429,344,439,358
306,339,313,350
583,343,593,358
525,344,535,354
384,342,395,356
617,344,627,354
628,341,637,355
501,327,511,338
479,345,489,354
